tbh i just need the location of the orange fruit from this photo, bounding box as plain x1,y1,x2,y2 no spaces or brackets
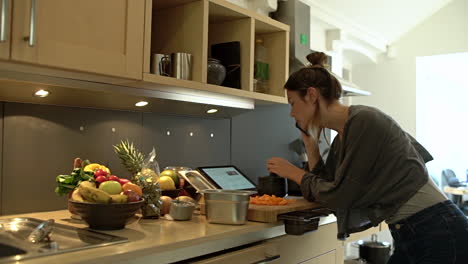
122,182,143,196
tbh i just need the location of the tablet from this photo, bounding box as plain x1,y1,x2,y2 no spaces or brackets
197,165,256,190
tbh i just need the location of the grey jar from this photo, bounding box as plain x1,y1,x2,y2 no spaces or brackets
207,58,226,85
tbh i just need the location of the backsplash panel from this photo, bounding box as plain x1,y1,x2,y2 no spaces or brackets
2,103,142,215
1,103,230,215
231,105,303,184
142,114,231,169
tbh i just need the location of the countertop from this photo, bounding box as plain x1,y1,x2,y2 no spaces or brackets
0,210,336,264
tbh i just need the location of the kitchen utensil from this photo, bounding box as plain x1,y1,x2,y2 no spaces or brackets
257,172,287,197
358,234,391,264
169,200,195,220
150,53,171,76
68,199,144,230
171,52,192,80
201,189,256,225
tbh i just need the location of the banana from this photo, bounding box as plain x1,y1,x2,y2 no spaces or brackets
71,189,85,202
79,181,96,188
78,184,111,204
110,194,128,203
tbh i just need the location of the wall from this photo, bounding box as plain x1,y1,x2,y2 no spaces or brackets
0,102,299,215
351,0,468,135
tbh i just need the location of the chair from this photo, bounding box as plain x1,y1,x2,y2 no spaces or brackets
441,169,468,215
441,169,466,187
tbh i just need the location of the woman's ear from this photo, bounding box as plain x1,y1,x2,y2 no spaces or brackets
305,87,318,104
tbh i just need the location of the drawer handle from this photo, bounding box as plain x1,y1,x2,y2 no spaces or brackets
251,255,280,264
24,0,36,47
0,0,8,42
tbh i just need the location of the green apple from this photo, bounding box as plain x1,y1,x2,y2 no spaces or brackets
160,169,179,188
99,180,122,195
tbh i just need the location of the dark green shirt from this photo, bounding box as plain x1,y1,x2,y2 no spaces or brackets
300,105,432,240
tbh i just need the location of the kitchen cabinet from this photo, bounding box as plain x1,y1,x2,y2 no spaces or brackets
269,223,344,264
9,0,145,79
139,0,290,104
0,0,290,117
189,242,280,264
301,250,336,264
0,0,11,59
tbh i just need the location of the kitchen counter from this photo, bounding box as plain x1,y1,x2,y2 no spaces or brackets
0,210,336,264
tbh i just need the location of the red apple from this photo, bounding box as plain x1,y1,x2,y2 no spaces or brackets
94,169,108,178
108,175,120,181
122,189,140,202
95,175,108,184
118,178,130,186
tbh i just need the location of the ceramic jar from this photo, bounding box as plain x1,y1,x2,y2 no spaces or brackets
207,58,226,85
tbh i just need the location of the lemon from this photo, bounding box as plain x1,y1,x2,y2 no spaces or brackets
159,176,176,190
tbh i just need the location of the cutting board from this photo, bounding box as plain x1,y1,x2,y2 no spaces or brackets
247,198,322,223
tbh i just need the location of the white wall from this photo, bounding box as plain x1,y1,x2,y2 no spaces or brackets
351,0,468,136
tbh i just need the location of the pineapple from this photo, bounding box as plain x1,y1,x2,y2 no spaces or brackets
113,140,145,176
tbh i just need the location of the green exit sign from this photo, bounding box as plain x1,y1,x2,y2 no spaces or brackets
300,33,308,45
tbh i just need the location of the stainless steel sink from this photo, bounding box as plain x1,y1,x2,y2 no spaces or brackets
0,218,128,263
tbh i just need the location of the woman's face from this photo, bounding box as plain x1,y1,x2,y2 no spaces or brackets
287,89,317,129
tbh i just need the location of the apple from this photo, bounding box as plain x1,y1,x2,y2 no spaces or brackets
108,175,120,181
99,180,122,195
122,189,140,202
94,169,108,178
95,175,108,185
118,178,130,186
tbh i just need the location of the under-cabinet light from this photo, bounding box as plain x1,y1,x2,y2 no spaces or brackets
206,108,218,114
135,101,149,107
34,89,50,97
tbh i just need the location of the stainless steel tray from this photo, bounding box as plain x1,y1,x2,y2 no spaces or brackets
0,217,127,263
178,170,218,192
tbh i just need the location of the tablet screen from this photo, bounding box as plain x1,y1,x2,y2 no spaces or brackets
198,166,256,190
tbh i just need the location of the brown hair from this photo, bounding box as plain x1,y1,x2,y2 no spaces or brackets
284,52,342,102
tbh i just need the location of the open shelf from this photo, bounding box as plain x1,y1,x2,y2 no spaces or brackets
209,0,249,22
152,0,198,10
208,0,253,93
147,0,207,83
143,0,289,107
142,73,286,104
254,20,289,98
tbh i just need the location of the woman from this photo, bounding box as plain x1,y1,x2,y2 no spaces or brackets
267,52,468,263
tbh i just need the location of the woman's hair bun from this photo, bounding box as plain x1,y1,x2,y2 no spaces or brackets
306,52,327,67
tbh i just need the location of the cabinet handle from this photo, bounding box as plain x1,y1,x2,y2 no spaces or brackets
250,255,280,264
0,0,8,42
25,0,36,46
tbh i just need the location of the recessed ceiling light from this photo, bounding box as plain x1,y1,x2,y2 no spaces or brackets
34,89,50,98
135,101,148,107
206,108,218,114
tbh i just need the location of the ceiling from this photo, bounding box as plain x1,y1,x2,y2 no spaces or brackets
308,0,452,44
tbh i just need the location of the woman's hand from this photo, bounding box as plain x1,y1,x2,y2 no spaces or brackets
267,157,306,185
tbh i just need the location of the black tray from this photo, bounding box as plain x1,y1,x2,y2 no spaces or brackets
278,208,332,235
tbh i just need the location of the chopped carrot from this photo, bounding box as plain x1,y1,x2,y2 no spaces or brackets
249,194,296,206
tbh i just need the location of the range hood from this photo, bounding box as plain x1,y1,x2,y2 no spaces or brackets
273,0,370,97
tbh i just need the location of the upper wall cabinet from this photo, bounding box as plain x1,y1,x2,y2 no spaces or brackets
141,0,290,104
8,0,145,79
0,0,12,60
0,0,290,117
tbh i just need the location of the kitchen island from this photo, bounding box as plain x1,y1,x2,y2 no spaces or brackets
0,210,338,264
